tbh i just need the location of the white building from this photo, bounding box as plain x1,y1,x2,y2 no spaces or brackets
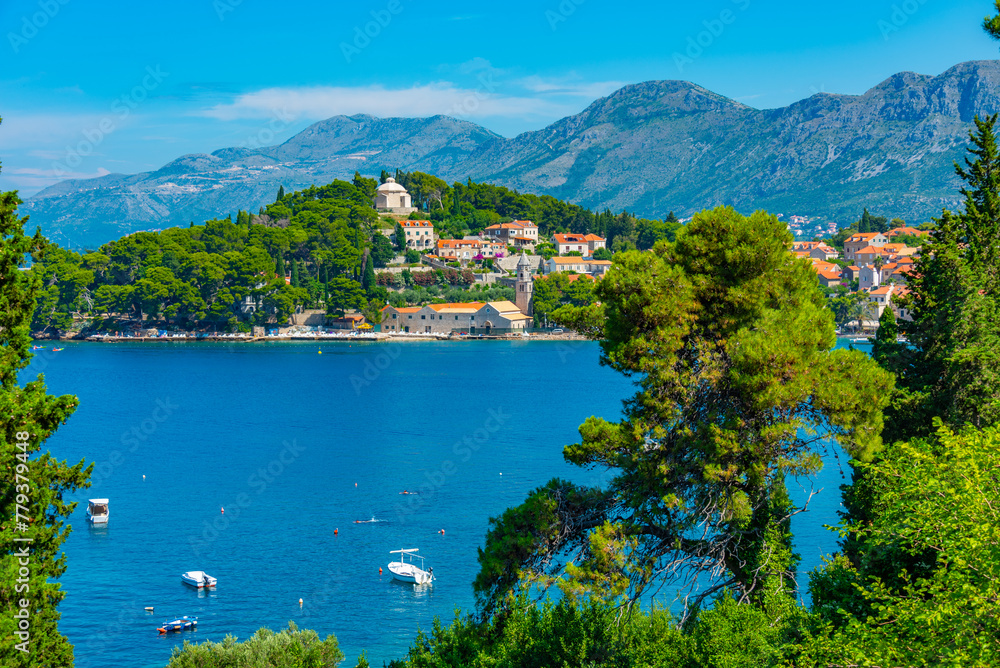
374,177,416,214
399,220,436,250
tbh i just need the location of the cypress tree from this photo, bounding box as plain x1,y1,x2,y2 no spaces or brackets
362,254,376,291
275,253,285,280
276,185,285,202
1,124,92,667
291,259,300,288
881,114,1000,440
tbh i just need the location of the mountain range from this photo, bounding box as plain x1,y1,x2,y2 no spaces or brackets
23,60,1000,248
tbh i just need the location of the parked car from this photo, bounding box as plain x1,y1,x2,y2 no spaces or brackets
552,329,564,335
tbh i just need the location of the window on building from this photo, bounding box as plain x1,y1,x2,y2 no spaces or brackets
421,315,426,320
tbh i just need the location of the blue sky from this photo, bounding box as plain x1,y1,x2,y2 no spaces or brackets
0,0,998,196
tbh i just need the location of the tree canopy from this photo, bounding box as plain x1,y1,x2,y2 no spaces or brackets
880,115,1000,442
474,206,893,618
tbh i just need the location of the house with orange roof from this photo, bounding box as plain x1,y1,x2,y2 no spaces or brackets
436,238,505,260
844,232,888,260
817,268,842,288
869,285,894,317
842,265,861,282
543,257,612,277
809,244,840,261
484,220,539,250
552,233,606,256
881,242,917,256
854,245,894,265
380,301,531,334
809,259,839,274
398,220,436,251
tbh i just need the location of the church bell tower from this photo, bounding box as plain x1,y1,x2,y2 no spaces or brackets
515,252,533,316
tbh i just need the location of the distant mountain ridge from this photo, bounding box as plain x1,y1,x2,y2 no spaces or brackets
24,60,1000,248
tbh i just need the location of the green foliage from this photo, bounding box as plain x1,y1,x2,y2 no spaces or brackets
390,599,693,668
801,424,1000,666
474,206,894,618
165,621,345,668
393,222,407,252
856,207,888,234
592,246,613,261
880,115,1000,442
985,0,1000,40
370,233,395,267
404,249,420,264
0,132,91,667
531,273,595,325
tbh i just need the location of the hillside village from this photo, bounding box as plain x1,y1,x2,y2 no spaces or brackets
793,225,929,330
371,178,924,336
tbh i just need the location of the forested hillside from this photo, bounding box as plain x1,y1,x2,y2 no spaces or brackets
26,171,680,335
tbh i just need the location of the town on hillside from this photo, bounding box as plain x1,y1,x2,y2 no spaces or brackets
36,172,928,342
794,222,931,334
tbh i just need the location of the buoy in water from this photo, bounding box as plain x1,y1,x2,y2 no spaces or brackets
334,528,338,535
221,507,224,514
379,567,383,575
142,474,145,480
299,598,303,607
439,529,445,535
318,350,322,355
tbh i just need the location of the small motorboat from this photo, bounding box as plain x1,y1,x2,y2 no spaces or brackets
388,548,434,585
158,616,197,633
181,571,217,588
86,499,109,524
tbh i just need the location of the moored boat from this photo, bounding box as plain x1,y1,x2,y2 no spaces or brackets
387,549,434,584
86,499,109,524
157,616,197,633
181,571,217,588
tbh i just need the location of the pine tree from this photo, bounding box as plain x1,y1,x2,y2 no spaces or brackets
1,122,92,667
882,115,1000,440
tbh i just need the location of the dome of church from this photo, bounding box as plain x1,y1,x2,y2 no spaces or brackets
376,177,407,193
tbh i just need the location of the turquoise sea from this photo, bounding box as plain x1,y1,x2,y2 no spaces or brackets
23,338,869,667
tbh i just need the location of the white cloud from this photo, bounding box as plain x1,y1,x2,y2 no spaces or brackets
196,82,577,125
1,166,111,192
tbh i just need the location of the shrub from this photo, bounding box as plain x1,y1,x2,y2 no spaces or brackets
166,622,344,668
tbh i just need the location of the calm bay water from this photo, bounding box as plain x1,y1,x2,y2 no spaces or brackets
24,338,867,667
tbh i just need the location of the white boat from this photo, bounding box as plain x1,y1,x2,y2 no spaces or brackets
181,571,217,588
387,549,434,585
86,499,109,524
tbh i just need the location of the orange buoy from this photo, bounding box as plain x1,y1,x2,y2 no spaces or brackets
221,507,224,513
439,529,445,535
334,528,338,535
299,598,303,607
379,567,383,575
